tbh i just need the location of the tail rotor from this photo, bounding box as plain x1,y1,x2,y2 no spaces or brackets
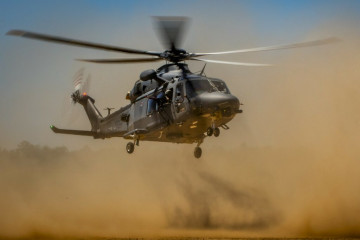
71,68,91,104
60,68,92,125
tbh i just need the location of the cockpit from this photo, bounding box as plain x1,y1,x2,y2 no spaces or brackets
185,78,230,97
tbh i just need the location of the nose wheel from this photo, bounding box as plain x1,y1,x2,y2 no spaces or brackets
126,142,135,154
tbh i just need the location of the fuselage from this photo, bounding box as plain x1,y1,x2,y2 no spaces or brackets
97,64,241,144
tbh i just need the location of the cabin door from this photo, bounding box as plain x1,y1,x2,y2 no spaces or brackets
172,82,189,122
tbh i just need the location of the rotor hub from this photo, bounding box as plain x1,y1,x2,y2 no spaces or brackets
160,49,191,63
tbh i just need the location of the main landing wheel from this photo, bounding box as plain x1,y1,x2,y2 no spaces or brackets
126,142,135,154
214,127,220,137
206,127,213,136
194,147,202,158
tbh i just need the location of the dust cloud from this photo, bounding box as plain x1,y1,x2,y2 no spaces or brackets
1,19,360,239
165,171,279,230
0,141,282,238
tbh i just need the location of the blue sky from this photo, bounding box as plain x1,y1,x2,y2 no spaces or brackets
0,0,359,149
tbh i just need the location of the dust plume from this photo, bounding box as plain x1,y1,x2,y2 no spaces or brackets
165,171,278,230
0,141,282,238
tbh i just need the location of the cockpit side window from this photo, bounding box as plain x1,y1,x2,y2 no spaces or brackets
185,80,212,97
185,81,196,98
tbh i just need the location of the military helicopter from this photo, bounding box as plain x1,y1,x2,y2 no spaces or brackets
7,17,338,158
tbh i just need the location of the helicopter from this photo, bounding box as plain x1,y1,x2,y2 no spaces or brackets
7,17,338,158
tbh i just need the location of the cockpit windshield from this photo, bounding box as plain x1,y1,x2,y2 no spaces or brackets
211,80,230,93
186,78,230,97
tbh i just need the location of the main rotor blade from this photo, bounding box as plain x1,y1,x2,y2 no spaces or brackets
7,30,161,56
193,37,340,56
77,57,163,64
153,16,189,50
192,58,271,67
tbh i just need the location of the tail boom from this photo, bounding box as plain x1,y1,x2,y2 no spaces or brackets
72,91,103,131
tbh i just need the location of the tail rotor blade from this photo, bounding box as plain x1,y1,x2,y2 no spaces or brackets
64,68,92,124
82,74,91,95
72,68,91,100
73,68,85,91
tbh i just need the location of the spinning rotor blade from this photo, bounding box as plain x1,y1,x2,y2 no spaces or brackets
153,16,189,50
61,68,91,125
7,30,161,56
193,37,340,56
73,68,85,91
77,57,163,64
191,58,271,67
72,68,91,94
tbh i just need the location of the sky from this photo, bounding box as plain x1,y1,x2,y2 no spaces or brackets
1,0,360,149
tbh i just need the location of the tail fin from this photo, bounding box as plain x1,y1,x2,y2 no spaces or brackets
71,91,103,131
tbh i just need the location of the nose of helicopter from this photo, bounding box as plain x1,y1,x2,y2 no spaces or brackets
192,92,240,116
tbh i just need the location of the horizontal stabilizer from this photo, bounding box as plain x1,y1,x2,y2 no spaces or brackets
50,125,95,136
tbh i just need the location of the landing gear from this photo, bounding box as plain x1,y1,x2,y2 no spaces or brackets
194,147,202,158
206,127,213,136
194,137,204,158
207,127,220,137
214,127,220,137
126,142,134,154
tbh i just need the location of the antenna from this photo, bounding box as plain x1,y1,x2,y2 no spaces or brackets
200,63,207,75
104,107,114,116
